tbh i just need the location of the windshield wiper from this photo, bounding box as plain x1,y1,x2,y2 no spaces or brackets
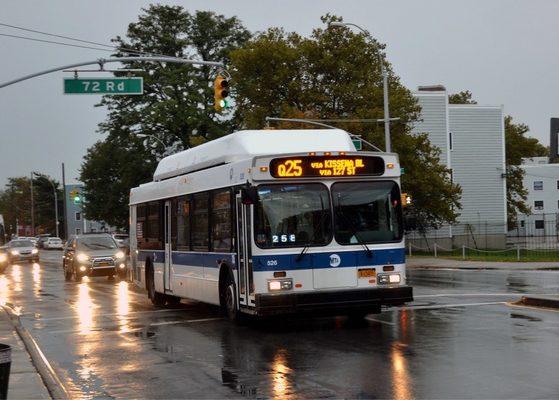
335,197,373,258
296,197,328,262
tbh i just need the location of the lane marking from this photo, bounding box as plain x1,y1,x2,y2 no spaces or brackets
44,317,223,335
35,308,180,322
390,301,507,311
365,317,396,326
414,293,553,299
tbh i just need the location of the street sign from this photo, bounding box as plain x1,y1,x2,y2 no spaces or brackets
63,77,143,95
352,138,362,151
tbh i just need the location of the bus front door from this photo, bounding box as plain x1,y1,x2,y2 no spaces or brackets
236,194,254,308
164,200,172,292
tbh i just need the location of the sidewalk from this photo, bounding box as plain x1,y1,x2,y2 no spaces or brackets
0,307,51,399
407,256,559,270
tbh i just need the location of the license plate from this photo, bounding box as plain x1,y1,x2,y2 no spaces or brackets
358,268,376,278
97,262,112,267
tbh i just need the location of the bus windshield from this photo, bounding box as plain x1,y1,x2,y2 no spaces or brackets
254,183,332,248
332,181,403,244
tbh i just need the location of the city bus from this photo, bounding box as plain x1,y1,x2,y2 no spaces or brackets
129,129,413,320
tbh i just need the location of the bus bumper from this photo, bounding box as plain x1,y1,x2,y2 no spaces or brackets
253,285,413,316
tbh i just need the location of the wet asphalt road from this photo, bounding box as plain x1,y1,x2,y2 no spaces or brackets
1,251,558,399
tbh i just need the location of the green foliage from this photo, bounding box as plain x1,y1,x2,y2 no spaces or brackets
80,5,251,229
231,15,461,228
81,137,155,230
448,90,477,104
0,176,62,236
504,115,548,228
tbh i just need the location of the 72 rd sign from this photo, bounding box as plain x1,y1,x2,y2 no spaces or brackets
63,77,143,95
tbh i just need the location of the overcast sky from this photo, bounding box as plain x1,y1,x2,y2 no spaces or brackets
0,0,557,186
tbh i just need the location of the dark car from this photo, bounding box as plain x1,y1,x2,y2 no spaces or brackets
62,234,127,281
0,246,8,273
36,234,51,249
5,239,39,263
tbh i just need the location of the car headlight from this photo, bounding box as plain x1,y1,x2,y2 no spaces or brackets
0,254,7,262
115,251,125,259
11,250,19,256
32,248,38,254
76,253,90,262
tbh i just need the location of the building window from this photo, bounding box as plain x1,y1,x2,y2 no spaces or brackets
535,220,545,229
534,181,543,190
557,180,559,190
449,131,453,150
534,200,544,210
520,220,525,228
75,212,81,221
75,228,81,235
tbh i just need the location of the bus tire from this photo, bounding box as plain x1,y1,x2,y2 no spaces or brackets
221,270,241,322
146,260,166,307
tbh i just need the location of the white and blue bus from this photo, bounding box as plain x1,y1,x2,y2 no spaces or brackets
130,129,412,320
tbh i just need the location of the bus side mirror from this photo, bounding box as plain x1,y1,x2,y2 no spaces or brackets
241,187,259,205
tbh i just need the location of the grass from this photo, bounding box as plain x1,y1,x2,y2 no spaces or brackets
409,249,559,262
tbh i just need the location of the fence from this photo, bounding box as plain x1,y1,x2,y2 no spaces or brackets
405,215,559,261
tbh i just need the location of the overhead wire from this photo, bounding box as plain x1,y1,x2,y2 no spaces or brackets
0,21,180,60
0,32,115,53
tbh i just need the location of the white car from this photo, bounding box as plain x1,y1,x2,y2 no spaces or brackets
44,237,64,250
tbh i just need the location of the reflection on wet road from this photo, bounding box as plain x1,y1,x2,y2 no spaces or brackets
1,253,558,398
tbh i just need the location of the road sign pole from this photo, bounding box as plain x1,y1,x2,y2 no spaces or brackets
0,56,224,89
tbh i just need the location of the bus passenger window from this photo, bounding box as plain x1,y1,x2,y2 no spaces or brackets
146,201,163,250
136,204,147,250
192,192,209,251
212,190,232,252
176,196,191,251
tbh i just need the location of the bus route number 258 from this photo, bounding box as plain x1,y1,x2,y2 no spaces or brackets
272,234,296,243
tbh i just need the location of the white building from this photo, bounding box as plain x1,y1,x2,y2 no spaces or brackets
514,159,559,241
408,86,507,248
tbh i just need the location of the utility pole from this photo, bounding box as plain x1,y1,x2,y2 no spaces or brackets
62,163,67,240
30,173,34,236
329,21,392,152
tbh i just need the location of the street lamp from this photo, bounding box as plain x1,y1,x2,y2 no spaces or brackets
328,21,392,152
32,172,60,238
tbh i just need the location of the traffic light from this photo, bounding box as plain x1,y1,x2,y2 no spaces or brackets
70,189,81,205
401,193,412,207
213,75,230,111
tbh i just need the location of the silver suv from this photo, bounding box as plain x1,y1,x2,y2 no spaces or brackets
63,234,127,281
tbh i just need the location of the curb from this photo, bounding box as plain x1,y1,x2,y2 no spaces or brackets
518,296,559,309
2,306,70,400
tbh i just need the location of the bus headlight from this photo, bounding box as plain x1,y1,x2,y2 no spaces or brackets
268,278,293,292
378,273,401,284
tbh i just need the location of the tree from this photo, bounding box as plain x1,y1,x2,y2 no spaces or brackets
0,175,62,236
448,90,476,105
450,91,548,228
231,16,461,228
80,5,251,229
505,115,547,228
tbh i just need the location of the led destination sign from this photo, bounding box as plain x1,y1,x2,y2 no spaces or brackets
270,155,385,178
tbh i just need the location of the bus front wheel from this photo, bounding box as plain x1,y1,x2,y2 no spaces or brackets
146,262,166,307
